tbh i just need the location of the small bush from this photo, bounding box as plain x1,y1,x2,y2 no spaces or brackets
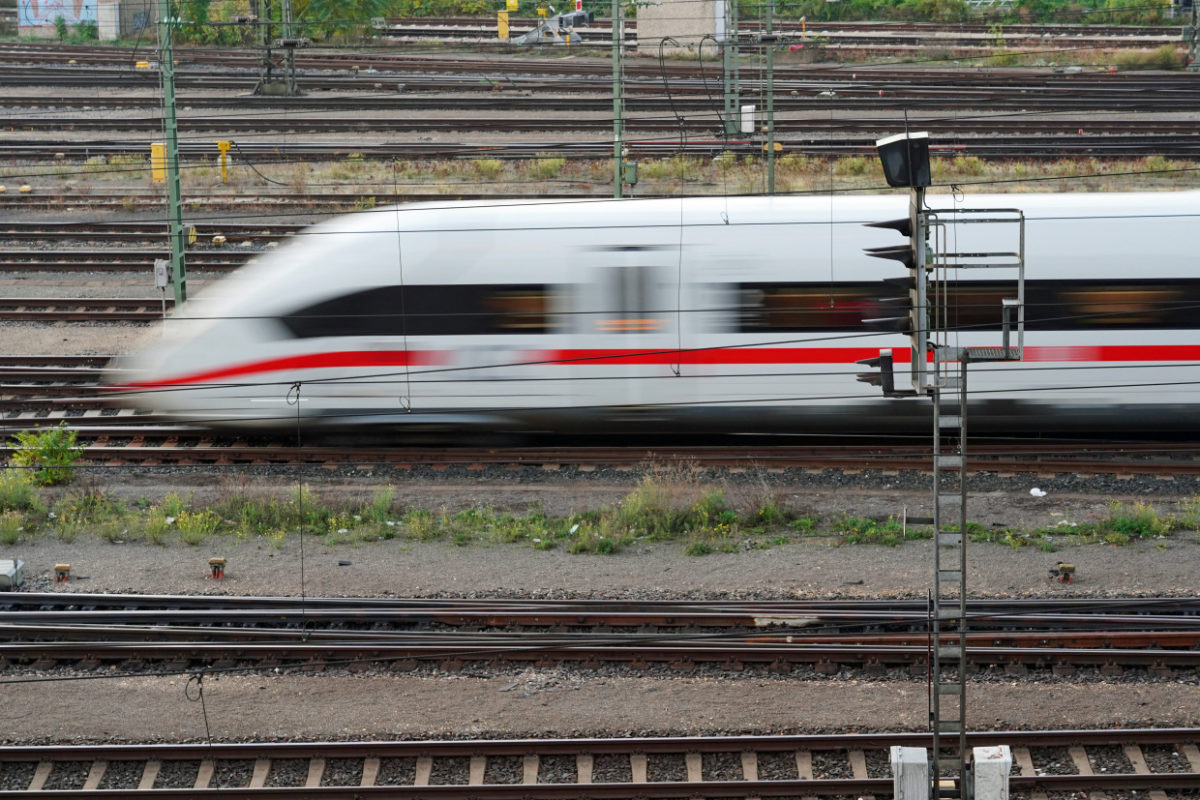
524,156,565,181
0,511,25,545
75,19,98,40
832,156,870,177
177,509,221,545
789,516,817,533
365,487,395,522
0,469,42,513
1176,496,1200,530
685,540,713,556
1115,45,1181,71
1104,501,1171,540
9,422,83,485
471,159,505,180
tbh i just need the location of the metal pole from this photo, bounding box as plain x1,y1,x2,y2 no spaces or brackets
159,0,186,305
612,0,623,198
765,0,775,193
1190,0,1200,72
281,0,297,94
722,0,739,134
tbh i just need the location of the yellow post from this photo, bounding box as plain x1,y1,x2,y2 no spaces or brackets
150,142,166,183
498,10,509,39
216,140,232,184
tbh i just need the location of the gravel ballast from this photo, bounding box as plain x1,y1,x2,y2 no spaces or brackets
3,470,1200,746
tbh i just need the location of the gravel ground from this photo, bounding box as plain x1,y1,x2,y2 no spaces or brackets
3,469,1200,746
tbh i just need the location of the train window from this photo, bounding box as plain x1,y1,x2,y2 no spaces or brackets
1060,288,1181,326
734,279,1200,334
278,284,554,338
736,283,878,332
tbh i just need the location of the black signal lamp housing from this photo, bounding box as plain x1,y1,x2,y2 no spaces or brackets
875,131,931,188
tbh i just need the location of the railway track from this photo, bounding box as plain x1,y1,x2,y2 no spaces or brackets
4,593,1200,673
0,191,538,212
0,729,1195,796
5,132,1198,161
0,297,169,322
13,113,1200,140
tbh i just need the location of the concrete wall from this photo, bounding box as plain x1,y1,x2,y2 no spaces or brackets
18,0,152,38
638,0,724,54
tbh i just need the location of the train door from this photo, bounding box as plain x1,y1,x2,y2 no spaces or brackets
571,246,681,421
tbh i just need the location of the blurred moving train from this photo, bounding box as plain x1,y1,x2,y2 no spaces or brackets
106,191,1200,435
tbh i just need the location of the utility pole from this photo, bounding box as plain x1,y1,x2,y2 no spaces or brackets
764,0,775,193
159,0,186,305
612,0,623,198
1189,0,1200,72
722,0,739,135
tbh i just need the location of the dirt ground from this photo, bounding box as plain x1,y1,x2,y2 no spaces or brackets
4,472,1199,746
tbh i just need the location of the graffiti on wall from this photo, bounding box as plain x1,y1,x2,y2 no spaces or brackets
18,0,98,26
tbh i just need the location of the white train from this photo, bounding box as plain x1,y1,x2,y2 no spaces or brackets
106,192,1200,434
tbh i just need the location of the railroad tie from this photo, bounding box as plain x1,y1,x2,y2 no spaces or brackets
194,758,214,789
469,755,486,785
523,754,539,784
82,760,107,790
741,751,758,781
1010,747,1046,800
361,756,381,787
686,752,702,782
848,749,874,800
306,757,326,787
629,752,648,783
1067,746,1105,800
249,757,271,787
1122,745,1167,800
139,760,162,790
1181,743,1200,772
27,761,51,791
576,753,593,783
414,755,433,785
795,750,817,800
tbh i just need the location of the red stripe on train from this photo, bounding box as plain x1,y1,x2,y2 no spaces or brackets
108,344,1200,391
110,350,445,390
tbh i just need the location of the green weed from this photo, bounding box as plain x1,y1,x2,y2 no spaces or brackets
1104,501,1172,540
9,422,83,485
177,508,221,545
0,511,25,545
0,469,43,513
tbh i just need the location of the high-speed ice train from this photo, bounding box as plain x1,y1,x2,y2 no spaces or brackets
105,192,1200,434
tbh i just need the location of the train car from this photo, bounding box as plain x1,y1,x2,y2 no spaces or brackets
105,191,1200,435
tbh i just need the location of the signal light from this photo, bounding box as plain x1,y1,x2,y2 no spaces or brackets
875,131,931,188
865,217,912,237
856,350,895,394
865,244,914,270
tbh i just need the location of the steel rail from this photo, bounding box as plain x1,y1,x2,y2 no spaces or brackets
0,298,168,322
7,135,1200,160
0,251,253,271
0,429,1197,474
13,115,1200,138
0,729,1194,797
4,638,1199,671
5,591,1198,613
